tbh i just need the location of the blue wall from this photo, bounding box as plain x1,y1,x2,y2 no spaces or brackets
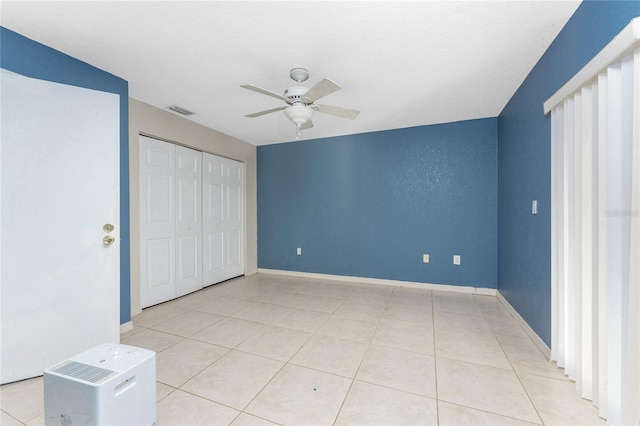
1,27,131,324
258,118,498,289
497,0,640,346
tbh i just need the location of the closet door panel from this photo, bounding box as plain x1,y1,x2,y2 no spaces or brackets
224,159,244,278
205,232,224,275
140,136,176,307
175,145,203,297
227,230,241,269
178,236,198,279
203,153,244,285
203,154,226,284
147,238,173,289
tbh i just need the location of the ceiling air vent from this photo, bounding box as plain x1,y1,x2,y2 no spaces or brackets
167,105,195,116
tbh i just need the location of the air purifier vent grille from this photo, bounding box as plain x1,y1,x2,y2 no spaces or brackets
50,360,116,384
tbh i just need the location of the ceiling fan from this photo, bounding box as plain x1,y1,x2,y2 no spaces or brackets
241,67,359,137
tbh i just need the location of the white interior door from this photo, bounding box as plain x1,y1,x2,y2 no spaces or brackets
175,145,202,297
203,153,244,285
0,69,120,384
139,136,176,307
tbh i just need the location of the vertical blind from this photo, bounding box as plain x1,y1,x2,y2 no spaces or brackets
546,18,639,425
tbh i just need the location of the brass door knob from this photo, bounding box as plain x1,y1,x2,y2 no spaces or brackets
103,235,116,246
103,223,115,233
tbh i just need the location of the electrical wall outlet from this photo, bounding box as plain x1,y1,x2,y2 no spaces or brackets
422,254,430,263
453,255,461,265
296,247,302,255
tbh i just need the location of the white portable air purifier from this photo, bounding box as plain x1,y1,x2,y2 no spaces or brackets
44,343,156,426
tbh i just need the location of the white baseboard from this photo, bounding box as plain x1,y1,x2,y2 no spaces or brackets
257,268,497,296
120,321,134,334
496,291,551,359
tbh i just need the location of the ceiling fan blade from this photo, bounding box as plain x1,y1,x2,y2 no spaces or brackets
244,106,287,118
300,119,314,131
303,78,341,103
241,84,290,103
314,104,360,120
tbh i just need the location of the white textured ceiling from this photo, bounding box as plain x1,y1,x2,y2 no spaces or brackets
1,1,580,146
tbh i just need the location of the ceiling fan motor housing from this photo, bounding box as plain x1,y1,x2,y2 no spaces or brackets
284,85,310,104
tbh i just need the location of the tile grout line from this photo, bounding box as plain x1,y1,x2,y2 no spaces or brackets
439,400,543,426
432,290,441,426
149,282,320,424
330,284,390,425
225,279,353,425
434,294,545,424
482,302,545,425
161,282,289,424
0,407,29,425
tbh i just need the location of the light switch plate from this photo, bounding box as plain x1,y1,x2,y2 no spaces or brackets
423,254,430,263
532,200,538,215
453,255,461,265
296,247,302,255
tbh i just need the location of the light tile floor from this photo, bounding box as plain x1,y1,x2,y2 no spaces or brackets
0,274,605,425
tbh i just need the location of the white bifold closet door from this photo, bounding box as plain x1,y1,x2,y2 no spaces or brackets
203,153,244,284
139,136,244,308
139,135,202,308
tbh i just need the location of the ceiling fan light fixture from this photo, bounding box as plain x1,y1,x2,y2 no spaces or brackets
284,104,314,128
